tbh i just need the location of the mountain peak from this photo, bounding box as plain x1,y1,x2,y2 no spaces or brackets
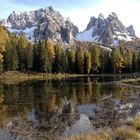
66,17,71,22
1,8,138,46
48,6,54,11
86,16,97,31
2,6,79,44
98,13,104,20
76,12,137,46
107,12,118,21
127,25,136,37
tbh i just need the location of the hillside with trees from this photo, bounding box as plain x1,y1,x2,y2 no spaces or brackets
0,25,140,75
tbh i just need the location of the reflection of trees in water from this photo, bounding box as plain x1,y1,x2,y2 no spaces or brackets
0,84,6,127
0,83,34,127
77,85,85,104
71,77,101,105
48,94,56,112
71,87,77,104
33,80,65,119
101,82,137,99
9,86,33,116
86,77,92,98
34,80,53,117
0,78,138,127
92,80,101,103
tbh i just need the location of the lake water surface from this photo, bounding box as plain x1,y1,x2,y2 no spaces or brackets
0,75,139,139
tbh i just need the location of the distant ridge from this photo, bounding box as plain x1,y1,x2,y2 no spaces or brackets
76,12,137,46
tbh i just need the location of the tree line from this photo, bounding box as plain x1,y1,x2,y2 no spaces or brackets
0,26,140,74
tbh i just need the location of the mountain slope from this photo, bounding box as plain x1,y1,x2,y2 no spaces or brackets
0,7,79,44
76,12,137,46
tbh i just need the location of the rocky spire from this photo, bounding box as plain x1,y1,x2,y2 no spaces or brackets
107,12,118,21
2,6,79,44
76,12,137,46
98,13,104,20
127,25,136,36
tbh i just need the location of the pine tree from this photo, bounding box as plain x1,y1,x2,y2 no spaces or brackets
33,41,42,72
111,47,124,73
0,26,9,73
18,33,28,48
68,50,76,73
61,51,69,73
100,51,110,73
4,38,19,71
41,41,52,73
132,52,138,72
46,40,55,63
26,42,33,71
76,46,84,74
124,49,133,73
100,50,106,73
10,42,19,71
84,51,91,74
18,34,28,71
0,26,9,53
91,45,100,73
53,44,62,73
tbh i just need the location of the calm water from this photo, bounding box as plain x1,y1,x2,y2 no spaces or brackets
0,76,139,139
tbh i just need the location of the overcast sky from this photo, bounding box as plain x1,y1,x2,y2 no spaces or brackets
0,0,140,36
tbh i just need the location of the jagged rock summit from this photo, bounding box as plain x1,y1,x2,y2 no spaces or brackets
0,6,79,44
76,12,137,46
0,9,138,46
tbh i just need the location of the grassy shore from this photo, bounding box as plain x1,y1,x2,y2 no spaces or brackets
0,71,89,84
64,116,140,140
1,71,140,85
121,77,140,85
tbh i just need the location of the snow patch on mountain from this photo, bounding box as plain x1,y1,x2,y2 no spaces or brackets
76,27,99,42
99,45,112,52
76,12,138,46
8,26,36,41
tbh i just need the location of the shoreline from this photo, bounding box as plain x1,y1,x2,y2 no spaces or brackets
0,71,140,84
0,71,86,84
